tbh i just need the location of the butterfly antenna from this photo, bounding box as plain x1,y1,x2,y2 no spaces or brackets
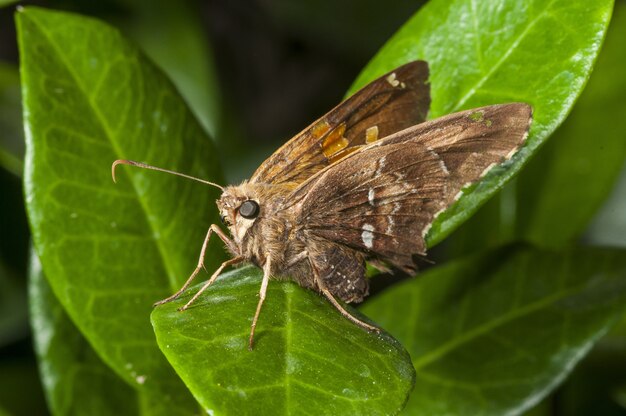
111,160,224,191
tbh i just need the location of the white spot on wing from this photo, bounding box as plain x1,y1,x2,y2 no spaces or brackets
422,206,447,238
368,188,375,206
421,222,433,238
386,73,400,87
506,140,524,159
394,171,406,181
375,156,386,176
439,159,449,175
386,216,394,234
361,224,375,249
480,162,497,178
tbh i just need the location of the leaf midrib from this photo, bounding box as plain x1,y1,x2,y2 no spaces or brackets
27,12,179,292
449,0,558,113
412,281,588,369
284,284,292,414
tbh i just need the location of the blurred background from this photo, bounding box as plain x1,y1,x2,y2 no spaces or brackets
0,0,624,415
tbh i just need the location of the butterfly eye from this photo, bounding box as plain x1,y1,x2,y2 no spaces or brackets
239,200,260,219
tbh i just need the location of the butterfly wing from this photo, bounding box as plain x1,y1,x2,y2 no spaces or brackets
293,103,532,272
249,61,430,187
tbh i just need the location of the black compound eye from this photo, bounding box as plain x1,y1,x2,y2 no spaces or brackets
238,200,260,219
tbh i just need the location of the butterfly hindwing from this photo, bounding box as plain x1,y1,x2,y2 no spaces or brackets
250,61,430,187
295,103,532,272
308,237,369,303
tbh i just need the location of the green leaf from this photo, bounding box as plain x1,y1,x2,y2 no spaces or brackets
449,2,626,253
30,250,188,415
349,0,614,247
361,245,626,415
520,399,551,416
152,266,416,416
586,167,626,248
551,311,626,415
515,1,626,246
18,6,226,411
29,252,139,416
0,0,18,8
0,63,23,176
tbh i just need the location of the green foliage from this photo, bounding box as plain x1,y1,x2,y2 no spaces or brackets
362,245,626,415
449,2,626,253
5,0,624,415
18,6,224,413
152,266,415,416
351,0,614,247
29,253,138,416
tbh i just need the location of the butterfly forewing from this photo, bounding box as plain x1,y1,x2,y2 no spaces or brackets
250,61,430,187
294,103,532,272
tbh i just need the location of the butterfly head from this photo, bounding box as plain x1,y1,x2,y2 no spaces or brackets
217,184,261,243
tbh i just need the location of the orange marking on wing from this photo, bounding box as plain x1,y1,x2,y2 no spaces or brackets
321,123,349,159
365,126,379,143
311,119,332,138
329,145,360,164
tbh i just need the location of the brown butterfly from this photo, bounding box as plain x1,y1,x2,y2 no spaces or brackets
112,61,532,349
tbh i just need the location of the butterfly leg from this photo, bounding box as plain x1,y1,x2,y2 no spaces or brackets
249,258,272,350
154,224,238,307
178,255,244,311
310,258,380,333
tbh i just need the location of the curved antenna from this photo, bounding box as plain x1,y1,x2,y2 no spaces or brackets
112,160,224,191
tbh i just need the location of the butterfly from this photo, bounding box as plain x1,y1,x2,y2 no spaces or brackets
112,61,532,349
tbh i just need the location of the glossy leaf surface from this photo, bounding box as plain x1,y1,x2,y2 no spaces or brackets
18,7,224,412
152,267,415,416
449,2,626,254
28,254,138,416
350,0,614,247
362,245,626,415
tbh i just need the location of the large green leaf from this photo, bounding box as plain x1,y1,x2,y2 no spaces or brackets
29,253,138,416
361,245,626,416
29,250,191,415
550,310,626,415
350,0,614,247
515,1,626,246
152,266,415,416
449,2,626,254
18,6,226,412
